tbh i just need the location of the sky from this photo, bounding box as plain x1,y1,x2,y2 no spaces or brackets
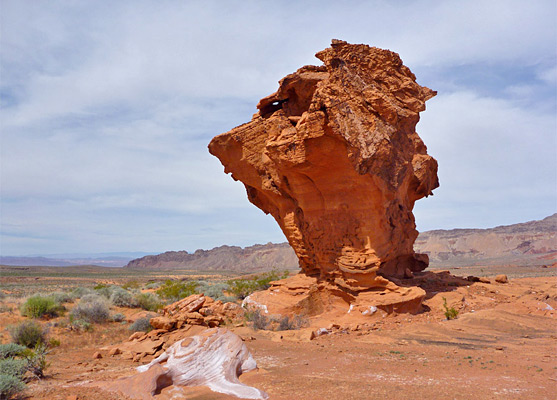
1,0,556,256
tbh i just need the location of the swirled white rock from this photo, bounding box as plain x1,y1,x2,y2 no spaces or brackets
117,328,268,400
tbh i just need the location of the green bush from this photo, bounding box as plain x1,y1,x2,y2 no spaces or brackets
49,291,73,304
70,300,110,323
20,295,63,318
228,270,289,299
70,287,94,299
0,344,27,360
79,293,108,304
9,321,47,348
0,359,27,378
111,313,125,322
156,280,198,302
24,343,49,379
145,281,163,290
134,292,163,311
0,373,26,399
67,316,92,332
94,284,113,299
121,280,141,290
442,297,459,320
197,282,235,302
276,314,308,331
128,317,152,332
245,308,270,330
110,287,137,308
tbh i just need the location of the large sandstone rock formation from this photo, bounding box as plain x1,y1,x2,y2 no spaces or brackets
209,40,438,313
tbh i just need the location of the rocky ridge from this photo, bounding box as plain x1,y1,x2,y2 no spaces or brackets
124,214,556,271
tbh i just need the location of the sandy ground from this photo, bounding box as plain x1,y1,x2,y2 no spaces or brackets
1,274,555,400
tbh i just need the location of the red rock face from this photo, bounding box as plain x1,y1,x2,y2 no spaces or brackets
209,40,438,292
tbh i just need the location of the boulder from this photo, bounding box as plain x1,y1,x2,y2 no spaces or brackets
209,40,437,315
108,328,268,400
149,316,175,331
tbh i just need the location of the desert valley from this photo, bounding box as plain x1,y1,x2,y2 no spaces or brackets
1,40,555,400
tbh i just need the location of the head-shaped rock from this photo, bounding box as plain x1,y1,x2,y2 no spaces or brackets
209,40,438,292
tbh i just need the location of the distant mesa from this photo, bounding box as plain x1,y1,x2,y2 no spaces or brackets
124,242,298,272
208,40,439,315
122,214,557,272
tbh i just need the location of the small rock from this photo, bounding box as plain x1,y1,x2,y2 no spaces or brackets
66,396,78,400
128,332,145,341
478,277,491,284
92,352,102,359
133,352,147,362
313,328,331,338
495,274,508,284
108,348,121,357
150,316,176,331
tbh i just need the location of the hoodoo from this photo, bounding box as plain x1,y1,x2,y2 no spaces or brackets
209,40,438,315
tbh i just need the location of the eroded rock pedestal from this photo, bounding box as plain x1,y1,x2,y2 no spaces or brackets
209,40,439,315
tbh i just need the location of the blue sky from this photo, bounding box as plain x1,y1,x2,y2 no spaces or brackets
1,0,556,256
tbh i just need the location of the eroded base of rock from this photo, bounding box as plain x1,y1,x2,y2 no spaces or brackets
243,274,426,323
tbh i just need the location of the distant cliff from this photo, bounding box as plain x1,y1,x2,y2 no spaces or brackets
124,242,299,272
414,213,556,266
125,215,556,271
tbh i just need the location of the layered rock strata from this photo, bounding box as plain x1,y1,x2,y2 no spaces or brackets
209,40,438,313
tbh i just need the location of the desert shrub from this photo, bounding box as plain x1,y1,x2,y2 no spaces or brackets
228,270,289,299
70,287,94,299
48,291,73,304
276,314,308,331
145,281,163,290
111,313,125,322
197,282,234,302
442,297,459,320
93,283,108,290
48,338,60,348
20,295,63,318
128,317,152,332
0,373,26,399
24,343,49,379
94,284,114,299
0,344,27,360
9,321,47,348
244,308,269,331
67,316,93,332
134,292,163,311
79,294,109,305
156,280,198,302
109,287,137,308
121,280,141,290
70,299,110,323
0,292,5,300
0,359,27,378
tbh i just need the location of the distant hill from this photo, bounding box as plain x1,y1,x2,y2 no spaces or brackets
124,214,556,271
415,213,556,267
124,242,298,272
